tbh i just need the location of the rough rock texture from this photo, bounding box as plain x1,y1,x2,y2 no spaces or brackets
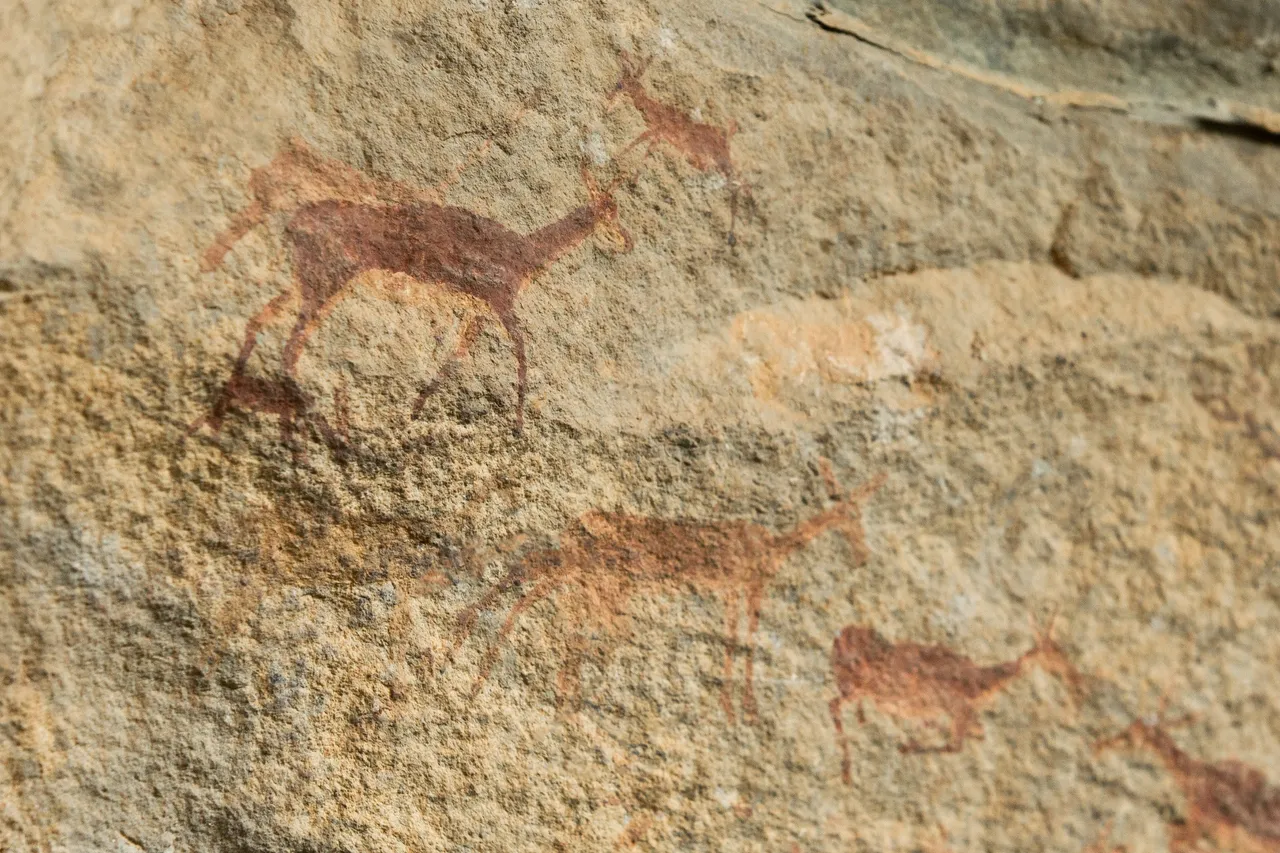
3,0,1280,850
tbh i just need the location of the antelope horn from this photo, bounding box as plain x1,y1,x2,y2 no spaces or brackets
580,163,601,196
817,457,842,500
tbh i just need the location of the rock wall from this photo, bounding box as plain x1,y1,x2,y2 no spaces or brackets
3,0,1279,850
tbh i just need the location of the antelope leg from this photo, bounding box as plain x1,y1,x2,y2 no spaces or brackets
188,285,299,436
496,310,528,434
201,200,265,272
470,576,559,697
720,591,740,722
555,631,588,715
454,556,533,649
830,696,852,785
412,314,487,419
235,285,299,373
741,581,763,722
281,286,354,377
617,131,657,168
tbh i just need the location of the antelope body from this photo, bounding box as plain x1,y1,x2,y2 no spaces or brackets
457,468,885,720
191,138,628,437
1096,717,1280,852
610,51,746,244
829,616,1082,782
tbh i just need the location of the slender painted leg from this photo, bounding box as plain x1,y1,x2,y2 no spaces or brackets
830,696,852,785
497,311,528,434
720,592,740,721
742,582,763,722
188,286,298,436
471,576,559,697
412,314,486,419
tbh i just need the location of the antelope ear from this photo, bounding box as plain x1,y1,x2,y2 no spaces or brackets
816,457,842,499
581,165,601,198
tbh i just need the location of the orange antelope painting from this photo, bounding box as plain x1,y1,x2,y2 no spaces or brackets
608,51,748,245
1095,709,1280,852
456,462,885,720
829,613,1084,782
189,134,633,439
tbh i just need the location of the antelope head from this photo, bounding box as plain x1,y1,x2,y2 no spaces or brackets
832,624,892,675
607,50,652,107
582,165,633,253
1020,610,1088,702
818,459,886,566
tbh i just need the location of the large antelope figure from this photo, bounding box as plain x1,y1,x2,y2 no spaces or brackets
190,135,632,438
456,461,885,720
1095,708,1280,852
829,613,1084,782
608,51,748,245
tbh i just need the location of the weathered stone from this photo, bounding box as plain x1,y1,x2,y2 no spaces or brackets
3,0,1279,850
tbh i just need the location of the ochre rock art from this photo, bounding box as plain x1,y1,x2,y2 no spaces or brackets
1081,824,1126,853
828,613,1084,782
608,51,747,245
1095,711,1280,853
191,135,633,438
456,462,885,720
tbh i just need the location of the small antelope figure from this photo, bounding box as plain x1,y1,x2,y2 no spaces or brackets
829,612,1084,782
1095,710,1280,852
190,137,632,438
456,463,885,720
608,50,748,245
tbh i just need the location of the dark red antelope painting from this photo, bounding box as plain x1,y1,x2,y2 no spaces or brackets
829,613,1085,782
1095,708,1280,852
190,135,633,439
456,461,885,720
608,51,748,245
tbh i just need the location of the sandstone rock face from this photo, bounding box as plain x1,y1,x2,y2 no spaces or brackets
3,0,1279,850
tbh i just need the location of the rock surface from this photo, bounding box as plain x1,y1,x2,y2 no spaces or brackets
2,0,1279,850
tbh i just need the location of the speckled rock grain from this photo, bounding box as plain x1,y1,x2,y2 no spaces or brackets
3,0,1279,851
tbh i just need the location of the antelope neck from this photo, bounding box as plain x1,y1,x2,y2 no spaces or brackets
774,504,849,552
523,203,601,274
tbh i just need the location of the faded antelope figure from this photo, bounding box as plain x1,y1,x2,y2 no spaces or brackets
1095,711,1280,852
199,137,447,275
456,463,886,721
829,613,1083,782
190,136,632,437
608,50,747,245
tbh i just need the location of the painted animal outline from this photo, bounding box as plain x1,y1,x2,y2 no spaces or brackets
456,462,886,720
1095,708,1280,852
608,50,749,244
190,134,633,437
829,612,1084,782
